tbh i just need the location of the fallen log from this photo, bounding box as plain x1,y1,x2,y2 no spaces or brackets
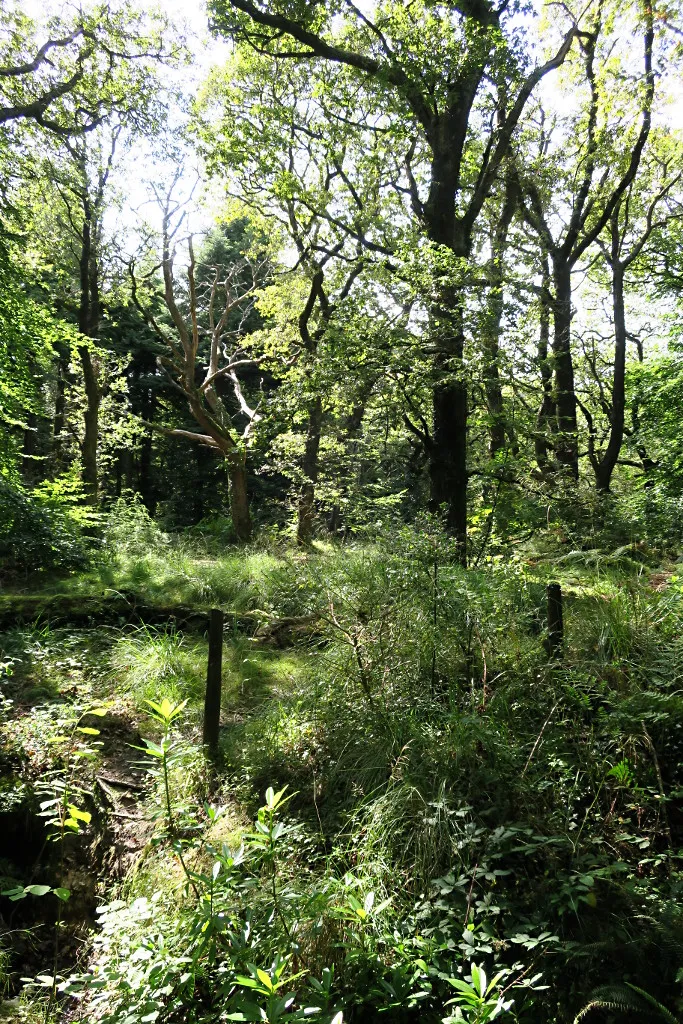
253,614,323,647
0,592,262,634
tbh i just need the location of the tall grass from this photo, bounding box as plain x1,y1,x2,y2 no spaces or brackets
207,528,683,1015
108,625,207,708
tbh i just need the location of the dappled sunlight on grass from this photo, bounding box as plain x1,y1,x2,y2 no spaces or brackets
222,641,308,715
93,544,287,610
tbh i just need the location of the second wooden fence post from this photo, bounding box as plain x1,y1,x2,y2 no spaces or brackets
203,608,223,754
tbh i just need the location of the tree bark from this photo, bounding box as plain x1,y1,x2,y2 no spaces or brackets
203,608,224,754
229,457,252,543
535,257,555,475
551,257,578,478
594,258,626,492
424,154,470,564
116,449,134,495
77,194,101,503
297,395,323,545
429,284,468,564
78,345,99,501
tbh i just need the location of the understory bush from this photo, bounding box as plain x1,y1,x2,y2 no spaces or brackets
60,701,549,1024
0,475,94,572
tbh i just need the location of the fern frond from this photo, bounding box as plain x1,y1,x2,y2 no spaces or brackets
574,983,681,1024
574,997,636,1023
625,984,680,1024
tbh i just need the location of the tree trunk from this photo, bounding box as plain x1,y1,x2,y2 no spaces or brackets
594,245,626,492
551,257,578,478
203,608,224,754
78,196,101,503
429,287,468,564
116,449,134,495
78,345,99,502
424,151,470,563
52,343,69,473
229,457,252,543
535,258,555,475
297,396,323,545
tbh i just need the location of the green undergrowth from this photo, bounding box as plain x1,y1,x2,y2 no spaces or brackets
2,519,683,1022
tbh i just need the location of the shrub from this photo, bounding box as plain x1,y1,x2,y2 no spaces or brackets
0,474,94,573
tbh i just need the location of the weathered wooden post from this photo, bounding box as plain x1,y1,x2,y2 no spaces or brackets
546,583,563,660
203,608,223,753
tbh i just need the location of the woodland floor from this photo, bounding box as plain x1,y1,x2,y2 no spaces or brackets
1,536,683,1023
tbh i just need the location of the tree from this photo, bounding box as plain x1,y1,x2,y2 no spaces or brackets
207,0,579,562
0,232,76,481
583,154,683,492
130,182,268,542
0,2,177,136
200,55,399,542
23,4,183,500
516,0,655,480
49,130,121,500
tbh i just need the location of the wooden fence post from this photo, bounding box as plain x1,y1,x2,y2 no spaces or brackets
203,608,223,753
546,583,563,660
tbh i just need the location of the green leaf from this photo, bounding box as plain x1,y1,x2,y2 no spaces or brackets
159,698,174,719
256,968,273,990
25,885,51,897
448,979,476,996
235,976,263,990
2,886,27,900
68,805,91,824
77,726,100,736
53,888,71,901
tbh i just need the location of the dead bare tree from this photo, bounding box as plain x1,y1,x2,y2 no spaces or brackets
130,176,266,542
